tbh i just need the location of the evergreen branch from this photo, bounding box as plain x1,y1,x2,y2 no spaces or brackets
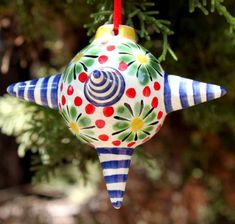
0,95,97,182
189,0,235,31
85,0,175,61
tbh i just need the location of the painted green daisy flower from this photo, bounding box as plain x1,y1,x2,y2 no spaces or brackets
112,100,158,142
60,105,97,143
63,44,101,83
118,42,163,85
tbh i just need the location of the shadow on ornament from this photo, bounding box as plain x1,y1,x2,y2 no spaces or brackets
7,24,227,209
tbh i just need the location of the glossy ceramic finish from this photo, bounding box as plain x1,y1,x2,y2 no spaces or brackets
7,24,227,209
59,39,165,148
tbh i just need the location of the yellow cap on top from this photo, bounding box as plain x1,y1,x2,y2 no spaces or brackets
94,24,137,42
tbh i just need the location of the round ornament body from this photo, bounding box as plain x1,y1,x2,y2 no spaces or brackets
58,25,166,149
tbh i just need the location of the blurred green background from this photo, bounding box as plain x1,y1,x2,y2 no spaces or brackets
0,1,235,223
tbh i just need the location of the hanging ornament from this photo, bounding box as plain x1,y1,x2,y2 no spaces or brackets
7,0,226,209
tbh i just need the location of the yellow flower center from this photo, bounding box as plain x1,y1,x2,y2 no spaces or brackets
136,54,149,64
72,52,84,62
131,117,144,132
69,121,80,135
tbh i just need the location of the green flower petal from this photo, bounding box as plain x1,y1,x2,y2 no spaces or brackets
149,53,159,63
144,126,154,133
117,44,131,52
127,132,135,142
142,105,151,119
113,122,129,131
138,66,149,85
129,42,140,50
83,130,95,136
144,111,156,124
61,108,69,121
119,55,134,63
150,61,162,76
70,106,77,120
118,131,134,142
134,102,142,117
139,132,147,140
63,65,70,81
78,135,91,143
116,105,132,119
128,62,138,74
85,46,100,55
146,65,157,80
83,58,94,67
79,116,91,127
75,64,83,74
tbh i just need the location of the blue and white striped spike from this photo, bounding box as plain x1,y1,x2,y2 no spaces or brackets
164,74,227,113
7,74,61,109
96,147,134,209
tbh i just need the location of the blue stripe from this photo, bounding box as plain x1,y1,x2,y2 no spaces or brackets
179,80,189,108
87,74,116,99
206,84,215,101
40,77,50,106
104,174,128,184
220,86,227,97
84,68,126,107
89,80,113,93
27,79,38,103
108,190,124,198
90,71,107,87
164,73,173,113
96,147,134,156
18,82,26,99
112,201,122,208
192,80,201,105
51,74,61,109
101,160,131,169
7,84,16,97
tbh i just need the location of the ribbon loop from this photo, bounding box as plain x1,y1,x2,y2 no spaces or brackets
113,0,122,35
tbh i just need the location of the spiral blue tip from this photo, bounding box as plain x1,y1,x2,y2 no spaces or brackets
164,74,227,113
6,74,61,109
96,147,134,209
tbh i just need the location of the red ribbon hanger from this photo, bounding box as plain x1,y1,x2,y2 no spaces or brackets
113,0,122,35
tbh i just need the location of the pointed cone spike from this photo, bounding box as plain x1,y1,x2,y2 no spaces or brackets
7,74,62,109
164,74,227,113
96,147,134,209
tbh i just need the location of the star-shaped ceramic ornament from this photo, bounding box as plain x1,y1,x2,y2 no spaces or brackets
7,25,227,209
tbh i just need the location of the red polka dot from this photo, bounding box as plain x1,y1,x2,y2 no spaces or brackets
157,111,163,119
98,55,108,64
154,82,161,91
127,142,136,147
151,97,159,108
107,45,115,51
78,72,88,83
95,120,106,128
143,86,151,97
112,140,121,146
103,107,114,117
67,85,74,95
99,134,109,141
156,124,162,132
60,83,63,91
126,88,136,98
61,95,66,105
118,61,128,71
74,96,82,106
85,104,95,114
